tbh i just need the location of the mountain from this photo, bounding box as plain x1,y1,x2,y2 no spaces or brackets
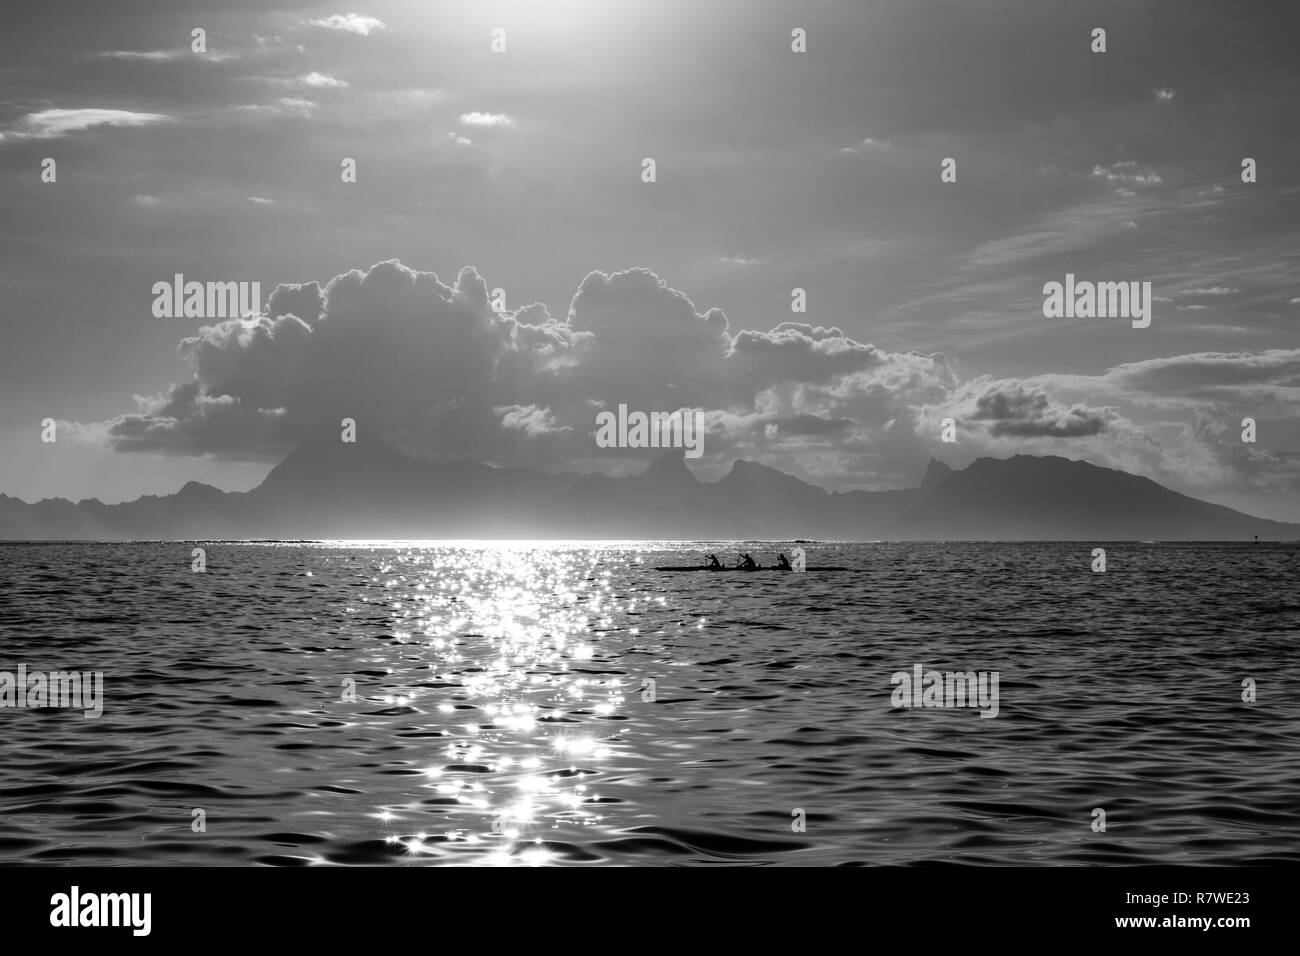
919,458,953,493
1,441,1296,541
890,455,1297,541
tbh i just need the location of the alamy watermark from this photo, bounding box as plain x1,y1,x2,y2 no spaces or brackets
152,274,261,319
595,403,704,458
1042,273,1152,328
891,664,999,718
0,664,103,718
50,886,150,936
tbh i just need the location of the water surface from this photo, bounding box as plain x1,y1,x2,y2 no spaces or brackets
1,541,1297,866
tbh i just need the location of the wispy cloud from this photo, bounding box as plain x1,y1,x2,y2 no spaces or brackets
104,50,179,61
961,193,1158,271
3,108,169,140
105,49,237,63
1091,161,1163,192
240,98,318,117
839,137,894,154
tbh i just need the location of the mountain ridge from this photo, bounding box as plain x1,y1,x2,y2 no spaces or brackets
1,438,1295,541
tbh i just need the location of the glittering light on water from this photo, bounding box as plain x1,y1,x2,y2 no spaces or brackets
341,543,644,864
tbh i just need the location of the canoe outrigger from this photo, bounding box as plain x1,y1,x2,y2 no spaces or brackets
652,551,845,572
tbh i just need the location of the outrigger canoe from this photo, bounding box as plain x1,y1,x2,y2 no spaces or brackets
651,564,848,572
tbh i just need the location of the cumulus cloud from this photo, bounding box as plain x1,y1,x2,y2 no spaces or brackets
968,384,1110,438
82,262,942,482
95,261,588,463
78,260,1299,498
306,14,386,35
299,71,350,88
459,112,515,127
497,404,568,437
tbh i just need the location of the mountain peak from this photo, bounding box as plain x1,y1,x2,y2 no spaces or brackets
725,458,782,478
920,458,952,492
717,458,826,502
257,427,412,495
638,449,698,484
178,480,223,496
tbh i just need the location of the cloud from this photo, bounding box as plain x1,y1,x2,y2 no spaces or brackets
104,49,238,63
1181,286,1239,296
459,112,515,127
4,108,169,140
305,14,387,35
1103,350,1300,410
247,196,276,205
960,191,1162,270
763,414,853,436
840,137,894,154
967,384,1110,438
240,98,318,116
1155,88,1176,101
82,261,941,483
94,261,588,462
497,404,568,437
104,50,179,61
78,260,1300,499
299,71,350,88
1020,351,1300,492
131,194,161,207
1091,161,1163,189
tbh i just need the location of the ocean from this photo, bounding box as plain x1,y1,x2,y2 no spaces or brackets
1,540,1297,866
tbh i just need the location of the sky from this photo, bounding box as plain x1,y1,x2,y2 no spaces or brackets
1,0,1298,520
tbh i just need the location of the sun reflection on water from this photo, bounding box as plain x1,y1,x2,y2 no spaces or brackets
342,544,627,865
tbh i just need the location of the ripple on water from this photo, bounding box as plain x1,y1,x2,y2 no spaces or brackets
0,541,1297,865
